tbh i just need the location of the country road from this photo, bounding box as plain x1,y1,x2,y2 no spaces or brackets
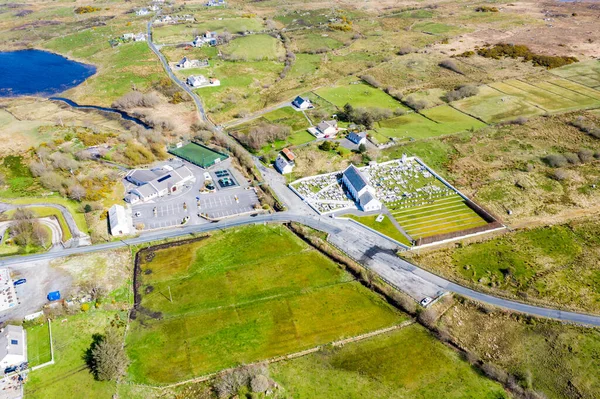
2,211,600,327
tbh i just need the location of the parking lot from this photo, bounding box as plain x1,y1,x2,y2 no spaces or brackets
128,159,260,231
198,188,259,219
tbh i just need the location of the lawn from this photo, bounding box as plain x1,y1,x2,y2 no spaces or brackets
152,18,265,43
5,197,88,235
346,214,412,246
375,105,485,141
25,312,119,399
270,324,508,399
221,34,285,61
26,322,52,367
5,206,73,241
390,195,488,239
314,83,408,111
451,85,545,123
127,225,407,384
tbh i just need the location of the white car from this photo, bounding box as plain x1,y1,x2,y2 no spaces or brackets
420,297,433,307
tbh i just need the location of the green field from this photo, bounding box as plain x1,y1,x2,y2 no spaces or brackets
127,225,407,384
168,142,228,168
452,85,545,123
27,323,52,367
271,324,508,399
25,312,118,399
390,195,488,239
221,34,285,61
549,60,600,89
314,83,408,110
346,214,412,246
375,105,485,141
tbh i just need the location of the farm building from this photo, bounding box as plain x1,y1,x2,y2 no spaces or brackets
0,325,26,370
342,164,382,212
292,96,313,110
108,205,132,236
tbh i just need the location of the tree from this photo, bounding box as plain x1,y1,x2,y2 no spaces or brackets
319,141,333,151
67,183,87,201
358,143,367,154
84,204,93,213
87,329,128,381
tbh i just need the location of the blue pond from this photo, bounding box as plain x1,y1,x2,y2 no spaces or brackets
0,49,96,97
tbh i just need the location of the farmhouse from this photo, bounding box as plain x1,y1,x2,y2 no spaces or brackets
193,31,218,47
149,4,160,11
128,165,195,203
309,120,339,138
108,205,132,236
0,325,26,370
187,75,208,87
207,0,226,6
176,57,208,69
292,96,313,110
135,8,149,16
342,164,382,212
274,148,296,174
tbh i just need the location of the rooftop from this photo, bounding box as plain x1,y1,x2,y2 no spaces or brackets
343,164,369,192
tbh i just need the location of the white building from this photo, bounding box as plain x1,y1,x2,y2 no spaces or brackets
0,269,17,312
187,75,209,87
127,166,195,203
0,325,26,370
135,8,149,16
341,164,382,212
347,132,367,146
207,0,226,6
274,148,296,174
108,204,132,236
308,120,339,138
292,96,312,110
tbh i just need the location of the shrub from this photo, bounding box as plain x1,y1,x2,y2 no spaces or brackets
360,74,381,88
439,59,462,74
543,154,568,167
563,152,580,164
235,123,291,151
475,6,499,12
477,43,578,69
397,46,415,55
443,84,479,102
578,149,594,163
75,6,101,14
112,91,160,109
81,303,91,312
551,169,568,181
404,96,428,111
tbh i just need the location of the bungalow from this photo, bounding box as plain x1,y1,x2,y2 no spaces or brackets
133,33,146,42
193,31,218,47
347,132,367,146
0,325,26,371
308,120,338,138
176,57,193,69
207,0,226,6
108,204,132,236
275,148,296,175
135,8,149,16
155,15,173,24
291,96,313,110
187,75,209,87
149,4,160,11
341,164,382,212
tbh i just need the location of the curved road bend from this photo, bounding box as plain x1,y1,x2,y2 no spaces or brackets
0,212,599,327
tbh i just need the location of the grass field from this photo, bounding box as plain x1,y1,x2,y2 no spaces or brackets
152,18,265,43
221,34,285,61
168,142,228,168
6,206,73,241
271,324,508,398
346,214,412,246
25,312,119,399
413,220,600,312
314,83,408,111
26,323,52,367
127,225,407,384
549,60,600,89
374,105,485,142
389,195,488,239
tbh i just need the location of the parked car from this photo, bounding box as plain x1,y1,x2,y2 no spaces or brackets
4,366,17,374
420,297,433,307
13,279,26,286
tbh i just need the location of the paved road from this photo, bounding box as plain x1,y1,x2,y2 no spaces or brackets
2,211,600,327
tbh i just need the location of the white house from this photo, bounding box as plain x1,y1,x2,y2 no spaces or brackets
0,325,26,370
308,120,339,138
177,57,193,69
207,0,226,6
292,96,313,110
275,148,296,174
133,33,146,42
341,164,382,212
149,4,160,11
108,205,132,236
135,8,149,16
193,31,218,47
187,75,209,87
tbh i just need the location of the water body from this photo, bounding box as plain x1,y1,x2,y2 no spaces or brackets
49,97,152,129
0,49,96,97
